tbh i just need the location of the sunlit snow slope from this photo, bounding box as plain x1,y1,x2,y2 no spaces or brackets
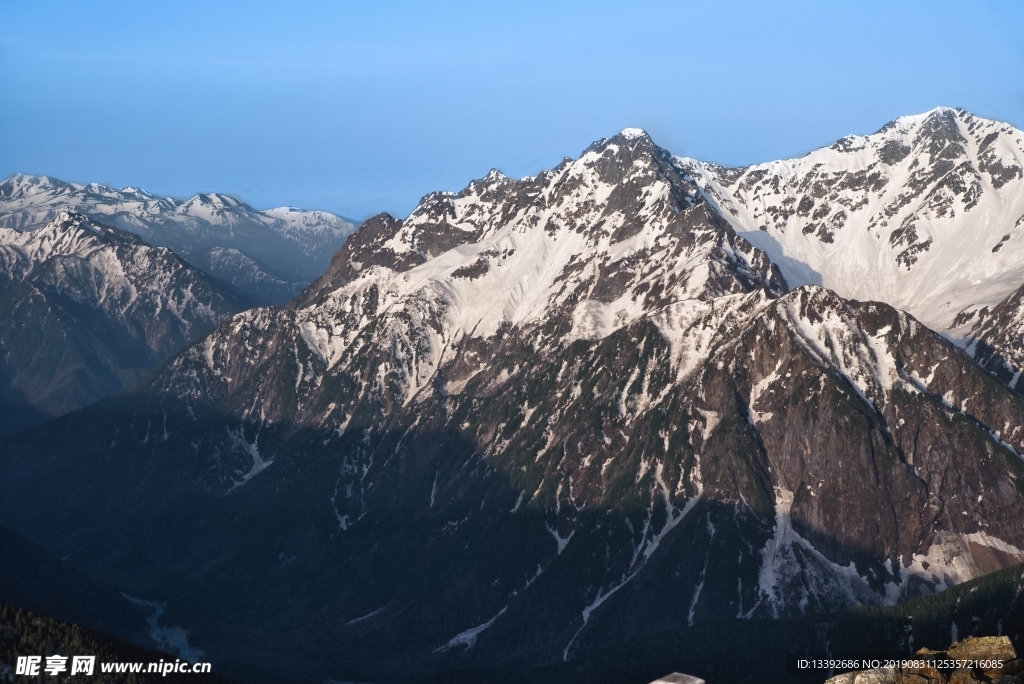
682,107,1024,333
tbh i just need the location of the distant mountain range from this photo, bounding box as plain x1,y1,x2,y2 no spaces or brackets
1,108,1024,683
0,210,248,432
0,174,358,303
0,177,358,431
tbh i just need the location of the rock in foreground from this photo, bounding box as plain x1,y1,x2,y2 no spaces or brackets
826,636,1024,683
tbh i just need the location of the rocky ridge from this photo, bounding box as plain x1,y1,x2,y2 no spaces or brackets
957,281,1024,397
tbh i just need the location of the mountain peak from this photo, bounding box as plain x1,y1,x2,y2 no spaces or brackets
875,106,975,139
619,127,649,139
684,106,1024,332
49,208,97,232
464,168,511,192
51,208,89,227
181,192,242,209
601,127,657,149
45,209,143,246
298,123,784,348
581,127,667,170
0,174,73,201
916,105,962,122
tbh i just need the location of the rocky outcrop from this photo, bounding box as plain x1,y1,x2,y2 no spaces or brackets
826,636,1024,683
959,283,1024,395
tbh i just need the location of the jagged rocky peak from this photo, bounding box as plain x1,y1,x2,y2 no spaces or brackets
680,108,1024,332
283,126,788,410
0,210,144,279
580,127,664,179
911,106,970,159
297,211,420,304
380,124,694,258
837,107,1006,169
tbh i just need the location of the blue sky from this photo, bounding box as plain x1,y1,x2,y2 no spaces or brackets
1,0,1022,220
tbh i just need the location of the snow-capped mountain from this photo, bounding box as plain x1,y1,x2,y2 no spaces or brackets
0,175,358,303
681,107,1024,333
0,210,247,432
284,128,784,395
5,121,1024,683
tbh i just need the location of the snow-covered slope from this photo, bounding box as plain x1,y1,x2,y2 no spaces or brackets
0,175,358,303
681,107,1024,332
263,206,359,257
0,210,246,430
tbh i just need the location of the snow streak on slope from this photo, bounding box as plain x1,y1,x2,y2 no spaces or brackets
682,108,1024,332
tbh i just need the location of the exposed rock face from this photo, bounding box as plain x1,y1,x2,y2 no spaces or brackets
959,283,1024,396
825,636,1024,683
0,210,247,432
4,126,1024,683
681,108,1024,332
0,175,358,303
